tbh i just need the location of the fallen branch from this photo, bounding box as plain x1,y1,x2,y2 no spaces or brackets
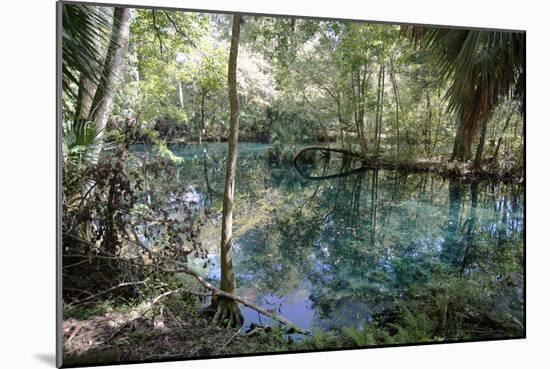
104,286,205,343
66,325,82,344
63,233,308,334
292,145,524,183
293,145,366,162
69,280,149,306
221,329,242,351
160,263,310,335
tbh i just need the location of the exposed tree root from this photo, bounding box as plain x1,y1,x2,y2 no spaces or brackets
211,297,243,328
159,262,310,335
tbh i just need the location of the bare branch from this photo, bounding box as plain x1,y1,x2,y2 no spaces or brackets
158,262,309,335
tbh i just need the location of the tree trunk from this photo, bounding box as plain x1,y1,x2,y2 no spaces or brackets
336,92,346,145
200,90,207,143
213,14,243,328
74,9,107,121
431,92,443,154
178,80,184,108
75,77,99,121
389,56,400,155
425,91,432,154
451,121,471,162
493,107,515,163
352,69,367,154
88,7,132,161
373,66,382,149
473,118,489,169
359,64,368,154
375,65,385,156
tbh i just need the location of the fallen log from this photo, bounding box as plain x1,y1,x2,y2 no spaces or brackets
292,146,368,180
62,236,308,334
292,145,366,163
292,145,523,183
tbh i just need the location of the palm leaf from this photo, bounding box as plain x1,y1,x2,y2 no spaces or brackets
406,27,525,145
63,119,104,167
62,4,113,104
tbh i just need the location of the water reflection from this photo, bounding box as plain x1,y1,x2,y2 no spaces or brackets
169,143,524,339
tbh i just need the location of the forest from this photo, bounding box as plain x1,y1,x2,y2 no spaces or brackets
60,3,525,366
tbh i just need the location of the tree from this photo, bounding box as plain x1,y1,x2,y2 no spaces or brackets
87,7,132,161
211,14,243,328
410,28,525,161
192,43,227,141
62,4,112,110
129,9,207,128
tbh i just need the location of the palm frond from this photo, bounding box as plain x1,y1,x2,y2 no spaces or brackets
406,27,525,145
62,4,113,104
63,119,104,167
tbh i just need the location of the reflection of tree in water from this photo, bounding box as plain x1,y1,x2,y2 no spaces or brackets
185,145,523,339
276,156,523,338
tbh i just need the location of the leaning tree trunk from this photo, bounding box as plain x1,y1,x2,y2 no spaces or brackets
74,8,107,121
75,76,100,121
211,14,243,328
88,7,132,162
451,120,472,162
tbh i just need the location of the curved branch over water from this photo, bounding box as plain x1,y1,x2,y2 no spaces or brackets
292,146,367,180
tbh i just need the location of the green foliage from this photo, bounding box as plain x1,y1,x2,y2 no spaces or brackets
62,120,104,195
339,309,436,347
61,7,525,361
155,141,184,165
302,328,340,349
63,120,103,166
127,10,209,127
267,121,306,163
62,4,112,104
410,28,525,144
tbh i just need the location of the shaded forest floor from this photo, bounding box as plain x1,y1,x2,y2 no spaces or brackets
62,301,295,366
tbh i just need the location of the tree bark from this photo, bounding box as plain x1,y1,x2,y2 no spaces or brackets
88,7,132,160
74,8,107,121
451,121,472,162
75,77,100,121
178,80,184,108
352,68,367,154
200,90,207,143
389,56,400,155
432,92,443,154
373,66,382,148
425,91,432,154
158,263,308,334
375,65,385,156
214,14,243,328
493,107,515,163
473,118,489,169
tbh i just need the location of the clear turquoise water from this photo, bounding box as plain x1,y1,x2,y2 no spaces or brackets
139,143,525,339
